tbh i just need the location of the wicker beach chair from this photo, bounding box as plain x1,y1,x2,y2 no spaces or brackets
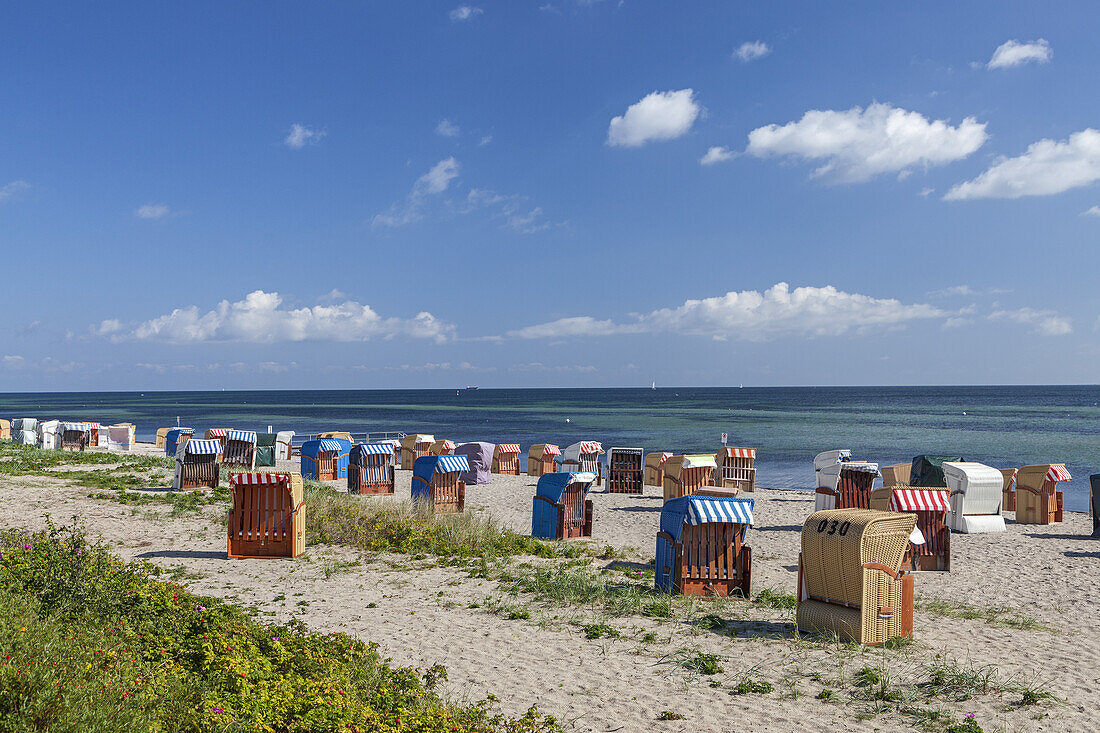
173,438,220,490
715,447,757,493
320,431,352,442
300,438,350,481
222,430,258,470
797,509,916,645
204,428,229,453
1015,464,1070,525
816,462,880,511
909,455,962,487
999,468,1018,512
38,420,61,450
275,431,295,460
400,434,434,470
107,424,133,452
1091,474,1100,538
662,454,718,501
644,452,672,488
12,418,38,446
527,444,561,477
155,428,170,450
942,462,1006,533
607,447,644,494
657,491,754,597
411,455,469,513
491,443,521,475
532,472,596,539
870,487,951,571
348,443,396,495
227,472,305,559
881,463,912,488
429,439,456,456
60,423,87,452
0,419,9,442
560,441,604,484
165,428,194,457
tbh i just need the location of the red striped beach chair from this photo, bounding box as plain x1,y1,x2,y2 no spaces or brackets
527,444,560,477
871,487,950,571
715,447,756,493
227,472,305,559
492,443,521,475
1015,464,1070,525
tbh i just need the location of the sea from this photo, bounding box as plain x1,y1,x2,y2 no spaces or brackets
2,386,1097,511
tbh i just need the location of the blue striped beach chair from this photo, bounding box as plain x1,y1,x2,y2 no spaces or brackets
412,455,469,513
656,491,754,597
300,438,350,481
532,472,596,539
349,442,396,495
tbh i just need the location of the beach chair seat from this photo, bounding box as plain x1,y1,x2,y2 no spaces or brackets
797,509,916,645
349,443,396,495
644,452,672,488
662,454,718,501
870,487,951,571
491,443,521,475
816,462,879,511
607,447,644,494
400,434,434,470
527,444,560,477
943,462,1006,533
560,441,604,485
657,492,754,597
227,472,304,559
1015,464,1070,525
222,430,258,470
532,472,596,539
412,455,468,513
173,439,220,490
715,447,757,493
300,438,350,481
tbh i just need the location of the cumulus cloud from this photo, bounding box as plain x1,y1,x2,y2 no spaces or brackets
449,5,483,21
734,40,770,62
0,180,30,203
1082,205,1100,217
989,307,1071,336
436,118,460,137
699,146,737,166
98,290,455,344
284,124,325,149
946,129,1100,200
373,157,460,227
746,103,987,183
986,39,1052,70
134,203,170,219
607,89,700,147
2,355,25,368
508,282,947,341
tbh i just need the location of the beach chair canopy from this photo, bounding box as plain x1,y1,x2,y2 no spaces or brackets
455,442,493,485
351,442,395,462
909,455,963,487
718,447,756,459
60,422,87,432
888,488,950,513
536,472,597,503
660,494,755,543
412,454,470,483
227,430,257,446
562,441,604,461
495,443,521,456
664,454,718,479
230,472,292,487
205,428,228,439
431,439,456,451
529,444,561,459
646,452,672,468
942,462,1002,511
165,428,194,455
813,449,852,473
12,418,39,433
301,438,347,458
256,432,278,447
404,434,434,447
179,438,221,459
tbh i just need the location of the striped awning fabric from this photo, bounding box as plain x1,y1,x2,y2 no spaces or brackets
720,447,756,459
840,462,880,474
653,453,671,467
497,443,521,454
578,441,603,454
1046,465,1072,482
177,428,195,435
230,472,290,486
184,439,222,455
88,422,100,429
440,440,456,450
890,488,949,513
358,443,395,455
227,430,257,444
542,445,561,457
61,422,87,431
317,439,344,452
686,496,754,526
206,428,228,438
435,455,470,474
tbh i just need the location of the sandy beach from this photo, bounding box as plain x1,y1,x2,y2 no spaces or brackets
2,443,1096,732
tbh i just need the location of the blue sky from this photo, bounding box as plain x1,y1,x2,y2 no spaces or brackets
2,1,1098,389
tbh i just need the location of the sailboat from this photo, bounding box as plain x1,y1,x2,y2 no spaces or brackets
651,381,656,390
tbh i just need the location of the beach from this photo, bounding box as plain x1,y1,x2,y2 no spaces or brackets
2,442,1096,732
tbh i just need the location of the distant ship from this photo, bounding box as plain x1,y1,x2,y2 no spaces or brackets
466,386,479,390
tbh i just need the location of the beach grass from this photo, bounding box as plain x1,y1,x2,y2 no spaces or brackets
919,598,1051,632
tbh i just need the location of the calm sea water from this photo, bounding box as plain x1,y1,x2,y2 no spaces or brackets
3,386,1097,510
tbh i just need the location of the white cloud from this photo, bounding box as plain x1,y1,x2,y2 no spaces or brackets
461,188,559,234
479,134,493,146
0,180,30,203
2,355,25,368
99,290,455,344
284,124,325,149
746,103,987,183
607,89,700,148
989,307,1071,336
1082,205,1100,217
699,146,736,166
919,187,935,197
734,40,770,62
134,203,170,219
508,282,947,341
373,157,460,227
436,118,460,137
945,129,1100,200
986,39,1052,70
449,5,483,21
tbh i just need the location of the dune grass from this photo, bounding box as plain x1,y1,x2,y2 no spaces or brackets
919,599,1051,632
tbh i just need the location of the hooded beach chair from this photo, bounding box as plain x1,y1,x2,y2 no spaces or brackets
527,444,561,477
644,452,672,488
411,455,469,513
870,487,951,571
1014,464,1070,525
560,441,604,483
348,442,395,495
715,447,757,493
12,418,38,446
455,442,493,485
400,434,434,470
223,430,258,469
909,455,962,487
607,447,644,494
173,438,220,490
0,419,9,442
60,423,87,452
1091,474,1100,538
165,428,194,457
39,420,61,450
816,462,880,511
797,509,916,645
155,428,170,449
532,472,596,539
881,463,912,488
275,431,295,460
663,454,718,501
254,433,279,467
204,428,229,452
942,462,1006,533
656,491,754,597
999,468,1018,512
227,472,305,559
320,430,352,442
107,424,133,452
429,439,456,456
300,438,350,481
491,443,521,475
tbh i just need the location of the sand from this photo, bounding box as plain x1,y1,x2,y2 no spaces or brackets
2,444,1097,732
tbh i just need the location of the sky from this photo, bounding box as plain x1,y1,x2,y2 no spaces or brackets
2,1,1099,390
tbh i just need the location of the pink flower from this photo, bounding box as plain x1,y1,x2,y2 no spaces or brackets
212,706,224,714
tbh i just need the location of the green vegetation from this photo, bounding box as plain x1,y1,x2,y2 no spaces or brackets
656,711,684,721
919,598,1050,632
580,623,620,640
753,588,796,610
0,522,560,733
677,652,723,675
731,677,773,695
0,442,171,475
501,564,673,618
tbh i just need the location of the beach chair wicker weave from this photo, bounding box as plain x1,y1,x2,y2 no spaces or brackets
527,444,560,477
227,472,304,559
1015,464,1070,525
644,452,672,488
0,419,9,442
999,468,1017,512
607,447,644,494
155,428,170,449
881,463,912,488
412,455,468,513
491,443,521,475
400,434,434,470
429,439,456,455
715,447,756,492
532,472,596,539
348,443,396,495
797,509,916,645
657,492,754,597
662,455,718,501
